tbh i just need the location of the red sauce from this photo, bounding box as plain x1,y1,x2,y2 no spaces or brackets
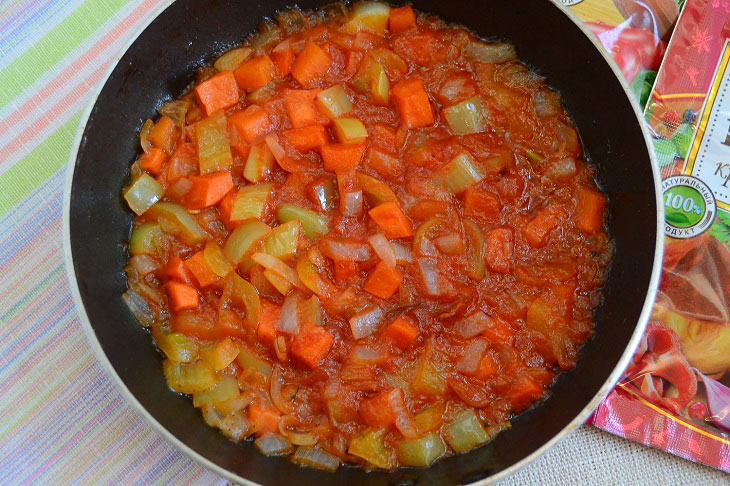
123,2,612,471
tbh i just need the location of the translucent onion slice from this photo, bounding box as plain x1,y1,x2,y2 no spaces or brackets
122,289,154,327
279,293,300,335
349,306,384,339
291,446,340,471
320,236,372,261
391,242,413,264
271,366,296,413
140,119,154,153
252,252,303,290
129,254,159,276
368,233,396,268
254,433,294,456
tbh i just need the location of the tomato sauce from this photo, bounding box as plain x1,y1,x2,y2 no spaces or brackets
123,2,612,471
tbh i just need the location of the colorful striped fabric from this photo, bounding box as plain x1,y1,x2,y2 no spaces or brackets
0,1,723,484
0,0,225,483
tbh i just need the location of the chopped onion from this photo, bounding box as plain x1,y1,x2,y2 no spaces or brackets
140,119,154,153
122,290,154,327
466,41,517,63
274,335,289,362
251,252,303,289
351,345,389,365
455,339,488,374
341,190,363,217
417,258,441,296
271,366,295,414
218,412,250,443
320,236,372,261
167,177,192,200
349,305,384,339
291,446,340,471
544,157,577,181
158,100,189,127
434,234,465,255
279,418,318,446
392,242,413,264
532,89,561,117
368,234,396,268
279,293,300,335
200,404,224,428
203,241,234,278
254,433,294,456
453,311,492,338
129,254,159,276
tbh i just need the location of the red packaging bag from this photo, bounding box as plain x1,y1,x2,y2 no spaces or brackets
590,0,730,471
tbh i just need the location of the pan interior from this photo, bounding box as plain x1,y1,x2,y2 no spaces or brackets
68,1,658,484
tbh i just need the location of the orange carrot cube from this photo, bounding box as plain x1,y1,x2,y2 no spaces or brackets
194,71,240,116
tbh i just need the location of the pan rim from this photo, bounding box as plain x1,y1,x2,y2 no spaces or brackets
61,1,665,484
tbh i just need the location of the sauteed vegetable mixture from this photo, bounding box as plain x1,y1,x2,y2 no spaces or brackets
122,2,611,471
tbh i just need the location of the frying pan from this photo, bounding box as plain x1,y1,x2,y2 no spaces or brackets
63,0,664,484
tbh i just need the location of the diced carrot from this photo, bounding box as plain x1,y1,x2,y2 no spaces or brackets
248,403,281,436
227,121,250,159
359,391,397,428
149,116,178,153
506,375,544,411
485,228,513,274
227,105,272,143
185,171,234,209
389,6,416,33
167,143,197,181
291,41,332,86
233,55,276,92
392,78,434,129
345,50,364,78
368,201,413,239
138,147,168,175
363,260,403,299
282,125,328,152
283,89,329,128
217,191,237,229
480,316,514,345
271,41,295,77
463,188,502,218
291,323,334,368
359,389,417,437
366,147,402,179
575,185,606,235
163,256,194,285
257,301,281,347
370,123,397,152
333,260,359,285
407,200,452,220
382,315,419,349
194,70,240,116
523,203,563,247
473,353,499,380
164,281,199,311
321,142,367,172
184,251,220,288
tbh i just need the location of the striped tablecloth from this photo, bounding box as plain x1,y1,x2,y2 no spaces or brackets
0,1,727,484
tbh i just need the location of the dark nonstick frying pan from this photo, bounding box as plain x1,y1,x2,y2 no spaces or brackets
63,0,663,484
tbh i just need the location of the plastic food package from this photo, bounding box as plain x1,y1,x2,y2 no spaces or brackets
566,0,678,108
582,0,730,471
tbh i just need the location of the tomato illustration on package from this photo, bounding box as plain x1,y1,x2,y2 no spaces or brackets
566,0,680,108
590,0,730,472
